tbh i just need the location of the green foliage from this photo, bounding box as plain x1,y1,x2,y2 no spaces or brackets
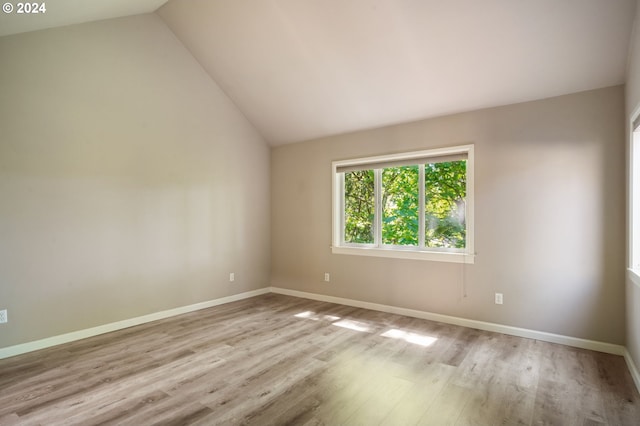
424,161,466,248
382,166,419,245
343,160,467,249
344,170,375,243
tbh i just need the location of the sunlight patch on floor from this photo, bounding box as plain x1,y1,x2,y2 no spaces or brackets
295,311,371,332
381,329,437,347
294,311,341,321
333,319,372,332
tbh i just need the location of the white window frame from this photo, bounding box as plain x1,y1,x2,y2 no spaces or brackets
629,105,640,286
331,144,475,263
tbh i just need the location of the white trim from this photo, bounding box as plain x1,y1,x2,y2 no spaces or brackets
333,144,473,170
374,168,382,245
0,288,270,360
465,145,475,254
2,285,633,384
331,246,475,263
269,287,624,356
625,348,640,394
628,104,640,270
418,164,425,248
628,268,640,288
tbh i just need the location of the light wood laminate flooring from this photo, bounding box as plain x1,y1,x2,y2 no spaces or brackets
0,294,639,425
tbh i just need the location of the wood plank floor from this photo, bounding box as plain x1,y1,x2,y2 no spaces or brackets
0,293,639,425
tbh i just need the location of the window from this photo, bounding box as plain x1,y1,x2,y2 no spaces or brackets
630,109,640,285
332,145,474,263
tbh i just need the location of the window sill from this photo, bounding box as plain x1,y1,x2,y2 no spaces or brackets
331,246,475,264
628,268,640,288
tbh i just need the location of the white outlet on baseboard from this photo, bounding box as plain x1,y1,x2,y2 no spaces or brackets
495,293,503,305
324,273,330,282
229,273,235,282
0,309,7,323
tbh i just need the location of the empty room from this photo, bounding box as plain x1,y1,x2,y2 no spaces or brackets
2,0,640,424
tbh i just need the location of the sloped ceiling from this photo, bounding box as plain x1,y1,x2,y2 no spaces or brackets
0,0,636,145
158,0,636,145
0,0,169,36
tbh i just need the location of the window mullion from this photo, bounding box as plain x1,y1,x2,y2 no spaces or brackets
633,135,636,268
419,164,425,248
374,168,382,247
339,173,345,245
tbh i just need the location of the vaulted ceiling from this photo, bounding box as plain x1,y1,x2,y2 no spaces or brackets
1,0,636,145
0,0,169,37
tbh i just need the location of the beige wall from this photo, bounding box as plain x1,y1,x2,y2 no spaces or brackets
0,14,270,348
626,0,640,373
272,86,626,344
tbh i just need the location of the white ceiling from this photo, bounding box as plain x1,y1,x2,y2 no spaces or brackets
0,0,636,145
0,0,168,37
158,0,637,145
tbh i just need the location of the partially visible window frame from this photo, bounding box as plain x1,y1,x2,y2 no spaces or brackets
331,144,475,263
629,105,640,287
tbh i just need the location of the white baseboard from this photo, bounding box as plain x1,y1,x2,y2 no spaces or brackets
270,287,626,356
0,288,270,360
625,349,640,393
0,285,630,370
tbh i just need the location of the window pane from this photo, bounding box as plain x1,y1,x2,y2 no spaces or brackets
424,160,466,248
344,170,375,244
382,166,419,246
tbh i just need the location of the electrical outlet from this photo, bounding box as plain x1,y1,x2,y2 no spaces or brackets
229,273,235,282
0,309,7,323
495,293,503,305
324,273,330,282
